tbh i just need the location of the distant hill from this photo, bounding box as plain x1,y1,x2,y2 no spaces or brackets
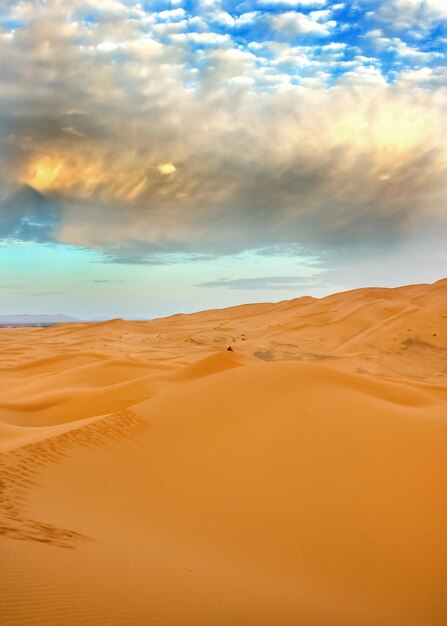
0,314,79,325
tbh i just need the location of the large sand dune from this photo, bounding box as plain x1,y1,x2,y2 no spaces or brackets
1,279,446,625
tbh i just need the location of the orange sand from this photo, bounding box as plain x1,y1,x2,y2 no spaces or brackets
1,279,447,625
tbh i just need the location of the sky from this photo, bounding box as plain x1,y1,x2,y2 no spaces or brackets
0,0,446,319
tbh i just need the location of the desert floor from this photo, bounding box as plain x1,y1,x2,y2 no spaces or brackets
1,279,447,626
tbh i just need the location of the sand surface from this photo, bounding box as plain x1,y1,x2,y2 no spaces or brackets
1,279,447,625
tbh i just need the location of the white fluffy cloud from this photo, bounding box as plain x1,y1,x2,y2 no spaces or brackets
259,0,328,6
269,10,336,36
373,0,447,32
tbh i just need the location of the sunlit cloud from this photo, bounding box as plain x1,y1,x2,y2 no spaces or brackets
25,158,64,192
157,163,177,175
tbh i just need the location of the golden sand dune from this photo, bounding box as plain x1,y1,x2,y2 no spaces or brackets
1,279,446,625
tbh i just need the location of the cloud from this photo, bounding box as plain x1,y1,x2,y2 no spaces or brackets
364,29,443,64
156,9,186,22
25,291,66,296
372,0,447,33
88,279,124,283
268,11,336,37
100,249,217,265
0,185,60,243
197,276,319,290
0,0,446,262
259,0,328,6
157,163,176,175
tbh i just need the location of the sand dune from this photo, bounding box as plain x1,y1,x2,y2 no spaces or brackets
1,279,447,625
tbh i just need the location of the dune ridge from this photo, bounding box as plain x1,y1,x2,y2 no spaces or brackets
1,279,446,625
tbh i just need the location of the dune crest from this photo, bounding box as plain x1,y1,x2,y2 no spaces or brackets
1,279,446,626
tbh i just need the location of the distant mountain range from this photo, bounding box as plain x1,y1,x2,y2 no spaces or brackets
0,314,79,324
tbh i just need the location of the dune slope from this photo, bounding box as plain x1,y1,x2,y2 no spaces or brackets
1,279,447,625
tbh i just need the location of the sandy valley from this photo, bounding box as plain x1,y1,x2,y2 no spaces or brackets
1,279,447,626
